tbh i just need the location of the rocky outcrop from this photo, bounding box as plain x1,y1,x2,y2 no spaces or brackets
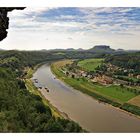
0,7,25,41
88,45,115,53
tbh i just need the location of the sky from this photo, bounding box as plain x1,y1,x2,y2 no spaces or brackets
1,7,140,50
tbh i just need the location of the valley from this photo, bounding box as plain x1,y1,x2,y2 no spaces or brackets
51,57,140,116
0,46,140,132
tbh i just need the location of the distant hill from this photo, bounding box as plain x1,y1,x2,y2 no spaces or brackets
66,48,75,51
49,45,115,53
77,48,84,51
116,48,124,51
49,48,84,52
88,45,115,53
37,45,139,54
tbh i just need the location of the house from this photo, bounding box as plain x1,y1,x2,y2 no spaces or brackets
106,64,119,72
91,77,98,83
78,70,86,76
102,75,113,85
137,75,140,79
91,75,113,85
87,74,92,79
124,70,128,73
82,72,88,77
69,72,78,78
114,79,128,85
128,73,134,78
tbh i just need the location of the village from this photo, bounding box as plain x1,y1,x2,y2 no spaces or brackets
61,62,140,87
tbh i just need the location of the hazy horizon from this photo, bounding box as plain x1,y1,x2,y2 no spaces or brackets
1,7,140,50
1,46,140,51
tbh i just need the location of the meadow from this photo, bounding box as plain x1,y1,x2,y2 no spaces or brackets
128,95,140,107
78,58,104,72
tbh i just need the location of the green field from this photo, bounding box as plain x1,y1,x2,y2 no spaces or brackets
78,58,104,72
87,83,137,103
51,60,138,105
63,78,137,104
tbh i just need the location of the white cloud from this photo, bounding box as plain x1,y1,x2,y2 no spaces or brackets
1,7,140,50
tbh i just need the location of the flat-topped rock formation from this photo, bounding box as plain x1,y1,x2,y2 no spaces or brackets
88,45,115,53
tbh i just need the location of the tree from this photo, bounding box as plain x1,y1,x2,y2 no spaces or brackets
71,74,75,78
120,84,124,88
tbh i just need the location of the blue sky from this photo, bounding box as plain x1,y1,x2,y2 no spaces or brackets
1,7,140,50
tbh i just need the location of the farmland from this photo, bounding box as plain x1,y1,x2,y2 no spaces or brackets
128,95,140,107
78,58,104,72
51,60,138,103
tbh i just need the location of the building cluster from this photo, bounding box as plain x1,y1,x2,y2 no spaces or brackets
62,69,114,85
62,63,140,86
91,75,113,85
128,74,140,79
107,64,140,80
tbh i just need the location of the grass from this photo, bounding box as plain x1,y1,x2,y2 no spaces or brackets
128,95,140,107
121,103,140,116
78,58,104,72
92,84,137,103
51,60,73,79
53,59,73,68
65,78,136,104
51,60,138,104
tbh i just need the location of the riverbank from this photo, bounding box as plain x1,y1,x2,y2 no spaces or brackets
32,62,140,132
24,63,66,119
51,60,140,119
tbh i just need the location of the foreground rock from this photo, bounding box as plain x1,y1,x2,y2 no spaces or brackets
0,7,25,41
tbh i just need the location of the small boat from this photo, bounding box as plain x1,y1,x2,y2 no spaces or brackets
33,78,37,81
45,87,49,92
38,86,42,89
34,79,38,83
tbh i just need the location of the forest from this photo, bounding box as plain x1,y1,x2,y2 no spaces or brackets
0,49,140,132
0,50,84,132
105,52,140,73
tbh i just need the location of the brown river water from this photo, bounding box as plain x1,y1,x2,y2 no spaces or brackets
32,64,140,132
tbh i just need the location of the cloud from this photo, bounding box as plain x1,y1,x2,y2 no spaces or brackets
2,7,140,50
67,37,73,40
9,7,140,35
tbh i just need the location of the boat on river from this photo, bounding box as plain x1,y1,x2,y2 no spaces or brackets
45,87,49,92
33,78,38,83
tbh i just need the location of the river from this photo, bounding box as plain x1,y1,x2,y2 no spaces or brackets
32,63,140,132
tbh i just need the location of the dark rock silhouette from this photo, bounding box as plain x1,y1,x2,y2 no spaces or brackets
0,7,25,41
88,45,115,53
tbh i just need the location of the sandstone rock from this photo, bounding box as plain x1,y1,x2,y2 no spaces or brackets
0,7,25,41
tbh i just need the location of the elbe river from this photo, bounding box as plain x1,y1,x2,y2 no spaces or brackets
32,63,140,132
